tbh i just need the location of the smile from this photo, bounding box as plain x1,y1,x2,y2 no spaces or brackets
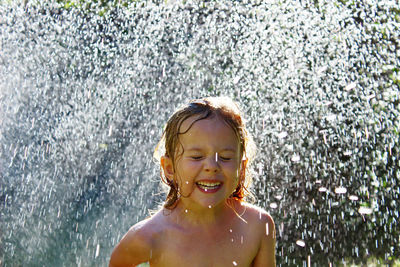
195,181,223,193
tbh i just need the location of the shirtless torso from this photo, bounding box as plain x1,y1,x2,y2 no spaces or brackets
109,201,276,267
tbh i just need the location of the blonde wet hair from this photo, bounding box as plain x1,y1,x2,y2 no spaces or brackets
154,96,256,209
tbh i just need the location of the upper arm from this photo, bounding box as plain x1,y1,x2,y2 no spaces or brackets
109,224,152,267
252,212,276,267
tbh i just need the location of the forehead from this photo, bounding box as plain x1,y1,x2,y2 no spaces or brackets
178,115,239,149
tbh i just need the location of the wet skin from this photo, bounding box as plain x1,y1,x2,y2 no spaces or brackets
109,117,276,267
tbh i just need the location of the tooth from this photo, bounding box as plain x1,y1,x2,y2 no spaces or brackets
198,182,220,186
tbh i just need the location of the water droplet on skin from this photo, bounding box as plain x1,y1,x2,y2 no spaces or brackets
233,261,237,266
231,238,234,242
185,209,188,213
208,205,212,208
215,152,218,162
186,181,189,184
241,235,243,244
229,229,233,232
266,223,269,235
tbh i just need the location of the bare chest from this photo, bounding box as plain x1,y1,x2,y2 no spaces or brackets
150,226,259,267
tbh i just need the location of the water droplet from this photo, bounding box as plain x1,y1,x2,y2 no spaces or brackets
291,154,300,162
325,114,336,122
345,82,357,91
276,131,288,139
349,195,359,201
229,229,233,232
270,203,278,209
185,209,188,213
358,207,373,215
334,187,347,194
233,261,237,266
186,181,189,184
318,187,328,193
208,205,212,209
296,240,306,247
95,244,100,258
343,150,352,156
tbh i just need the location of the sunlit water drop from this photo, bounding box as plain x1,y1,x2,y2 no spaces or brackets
296,240,306,247
358,207,373,215
334,187,347,194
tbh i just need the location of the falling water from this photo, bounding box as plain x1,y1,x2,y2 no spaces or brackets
1,0,399,266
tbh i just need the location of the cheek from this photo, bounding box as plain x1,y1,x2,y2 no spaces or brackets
224,162,241,180
175,161,199,192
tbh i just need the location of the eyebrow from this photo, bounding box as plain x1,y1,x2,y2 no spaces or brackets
186,147,237,152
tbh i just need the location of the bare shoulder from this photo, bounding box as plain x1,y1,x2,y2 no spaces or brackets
240,202,275,228
109,211,165,267
239,202,276,267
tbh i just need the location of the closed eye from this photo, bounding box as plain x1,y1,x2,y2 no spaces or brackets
190,156,203,160
219,156,232,161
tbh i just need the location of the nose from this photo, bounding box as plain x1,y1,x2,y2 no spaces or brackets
204,154,220,173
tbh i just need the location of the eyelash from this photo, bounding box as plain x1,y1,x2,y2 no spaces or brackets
190,156,232,161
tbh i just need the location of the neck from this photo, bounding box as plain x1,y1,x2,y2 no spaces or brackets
169,199,241,228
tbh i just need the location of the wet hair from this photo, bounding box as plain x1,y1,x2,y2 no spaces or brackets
154,96,256,210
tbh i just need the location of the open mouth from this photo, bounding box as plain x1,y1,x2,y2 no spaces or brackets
196,181,222,193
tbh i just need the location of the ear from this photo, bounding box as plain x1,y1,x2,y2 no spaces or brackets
161,156,174,180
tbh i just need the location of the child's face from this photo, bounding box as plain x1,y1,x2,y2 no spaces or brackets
172,115,242,209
